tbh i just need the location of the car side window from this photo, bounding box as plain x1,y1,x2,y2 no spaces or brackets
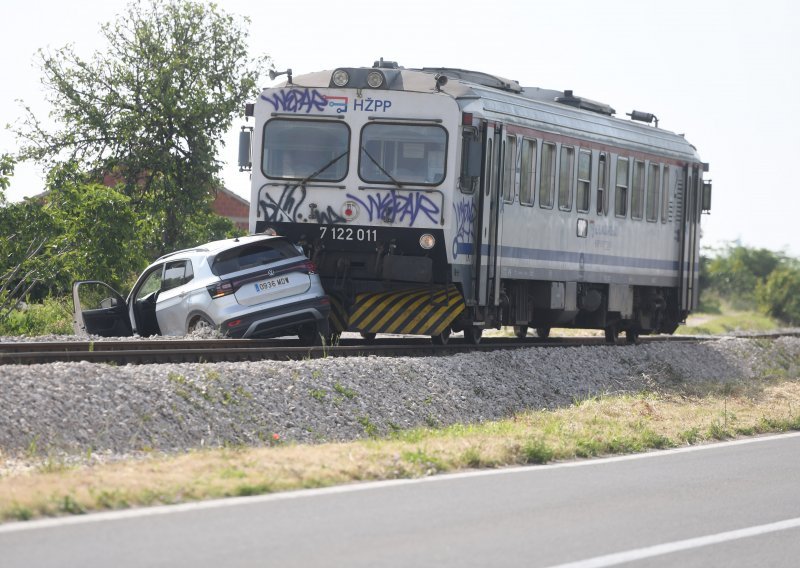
134,266,163,301
161,260,193,292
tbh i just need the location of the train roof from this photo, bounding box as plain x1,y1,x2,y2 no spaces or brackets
276,63,702,162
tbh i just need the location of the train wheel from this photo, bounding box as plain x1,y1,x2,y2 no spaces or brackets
513,325,528,339
298,323,324,346
604,326,618,345
431,328,451,345
535,327,551,339
625,329,640,345
360,332,377,343
464,326,483,345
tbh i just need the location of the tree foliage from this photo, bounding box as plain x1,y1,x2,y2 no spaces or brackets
15,0,266,254
0,164,147,318
0,153,14,202
757,265,800,325
701,243,800,324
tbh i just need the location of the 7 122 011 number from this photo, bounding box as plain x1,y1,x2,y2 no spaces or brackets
319,226,377,242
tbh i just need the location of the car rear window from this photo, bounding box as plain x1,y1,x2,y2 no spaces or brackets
211,239,303,276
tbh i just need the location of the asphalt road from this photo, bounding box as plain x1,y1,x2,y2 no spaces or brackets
3,433,800,567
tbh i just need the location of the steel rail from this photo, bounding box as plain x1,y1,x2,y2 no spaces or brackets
0,334,720,366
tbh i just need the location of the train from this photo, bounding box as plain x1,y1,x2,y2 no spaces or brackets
237,59,711,344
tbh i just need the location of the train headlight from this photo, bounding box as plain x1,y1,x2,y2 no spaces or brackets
419,233,436,250
366,71,384,88
332,69,350,87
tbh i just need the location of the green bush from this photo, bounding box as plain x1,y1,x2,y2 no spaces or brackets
0,297,74,336
757,266,800,325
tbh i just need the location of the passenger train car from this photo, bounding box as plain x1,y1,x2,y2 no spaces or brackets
238,59,711,344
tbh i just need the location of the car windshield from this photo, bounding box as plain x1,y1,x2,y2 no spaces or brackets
211,239,303,276
359,123,447,186
263,119,349,182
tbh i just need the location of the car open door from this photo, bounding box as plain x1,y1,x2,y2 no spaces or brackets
72,281,133,337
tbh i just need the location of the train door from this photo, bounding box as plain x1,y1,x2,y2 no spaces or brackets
475,123,504,308
679,165,701,312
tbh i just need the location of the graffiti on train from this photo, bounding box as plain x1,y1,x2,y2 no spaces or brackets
345,190,440,226
451,198,476,259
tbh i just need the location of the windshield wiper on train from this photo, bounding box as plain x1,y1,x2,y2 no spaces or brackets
292,150,349,187
360,146,404,189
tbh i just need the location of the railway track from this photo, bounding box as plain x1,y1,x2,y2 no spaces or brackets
0,334,712,366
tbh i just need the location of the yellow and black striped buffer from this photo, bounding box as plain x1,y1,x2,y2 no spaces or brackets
327,294,349,333
348,285,465,336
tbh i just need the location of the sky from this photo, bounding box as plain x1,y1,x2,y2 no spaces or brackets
1,0,799,255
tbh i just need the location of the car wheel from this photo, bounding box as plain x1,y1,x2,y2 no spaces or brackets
188,316,216,336
513,325,528,339
431,328,451,345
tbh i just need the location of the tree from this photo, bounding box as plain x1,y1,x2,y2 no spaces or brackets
0,164,147,317
0,153,14,202
704,244,785,309
15,0,266,255
758,264,800,325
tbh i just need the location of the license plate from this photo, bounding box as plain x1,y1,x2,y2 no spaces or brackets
254,276,290,292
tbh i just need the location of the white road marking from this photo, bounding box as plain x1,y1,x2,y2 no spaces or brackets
544,517,800,568
1,431,799,534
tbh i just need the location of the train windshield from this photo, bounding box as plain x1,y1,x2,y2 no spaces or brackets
359,123,447,186
262,119,349,181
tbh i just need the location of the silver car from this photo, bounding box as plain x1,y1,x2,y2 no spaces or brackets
73,235,331,345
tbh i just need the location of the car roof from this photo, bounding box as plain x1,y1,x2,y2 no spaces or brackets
154,234,287,262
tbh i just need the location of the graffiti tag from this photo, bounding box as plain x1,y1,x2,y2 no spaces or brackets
259,185,345,224
259,185,308,222
452,198,476,259
345,190,439,226
261,89,328,114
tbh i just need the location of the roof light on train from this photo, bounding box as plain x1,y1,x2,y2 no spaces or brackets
366,70,385,88
332,69,350,87
419,234,436,250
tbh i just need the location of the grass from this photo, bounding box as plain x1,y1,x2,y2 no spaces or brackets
3,374,800,523
676,310,781,336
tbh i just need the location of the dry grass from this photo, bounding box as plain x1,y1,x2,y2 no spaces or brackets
3,376,800,523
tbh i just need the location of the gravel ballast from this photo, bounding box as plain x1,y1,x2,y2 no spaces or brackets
1,337,799,460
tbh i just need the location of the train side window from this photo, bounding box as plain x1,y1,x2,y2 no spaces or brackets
539,142,556,209
558,145,574,211
615,157,629,217
459,127,481,194
631,160,645,220
577,150,591,213
646,162,659,222
503,135,517,203
661,165,670,223
519,138,536,206
597,153,608,215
